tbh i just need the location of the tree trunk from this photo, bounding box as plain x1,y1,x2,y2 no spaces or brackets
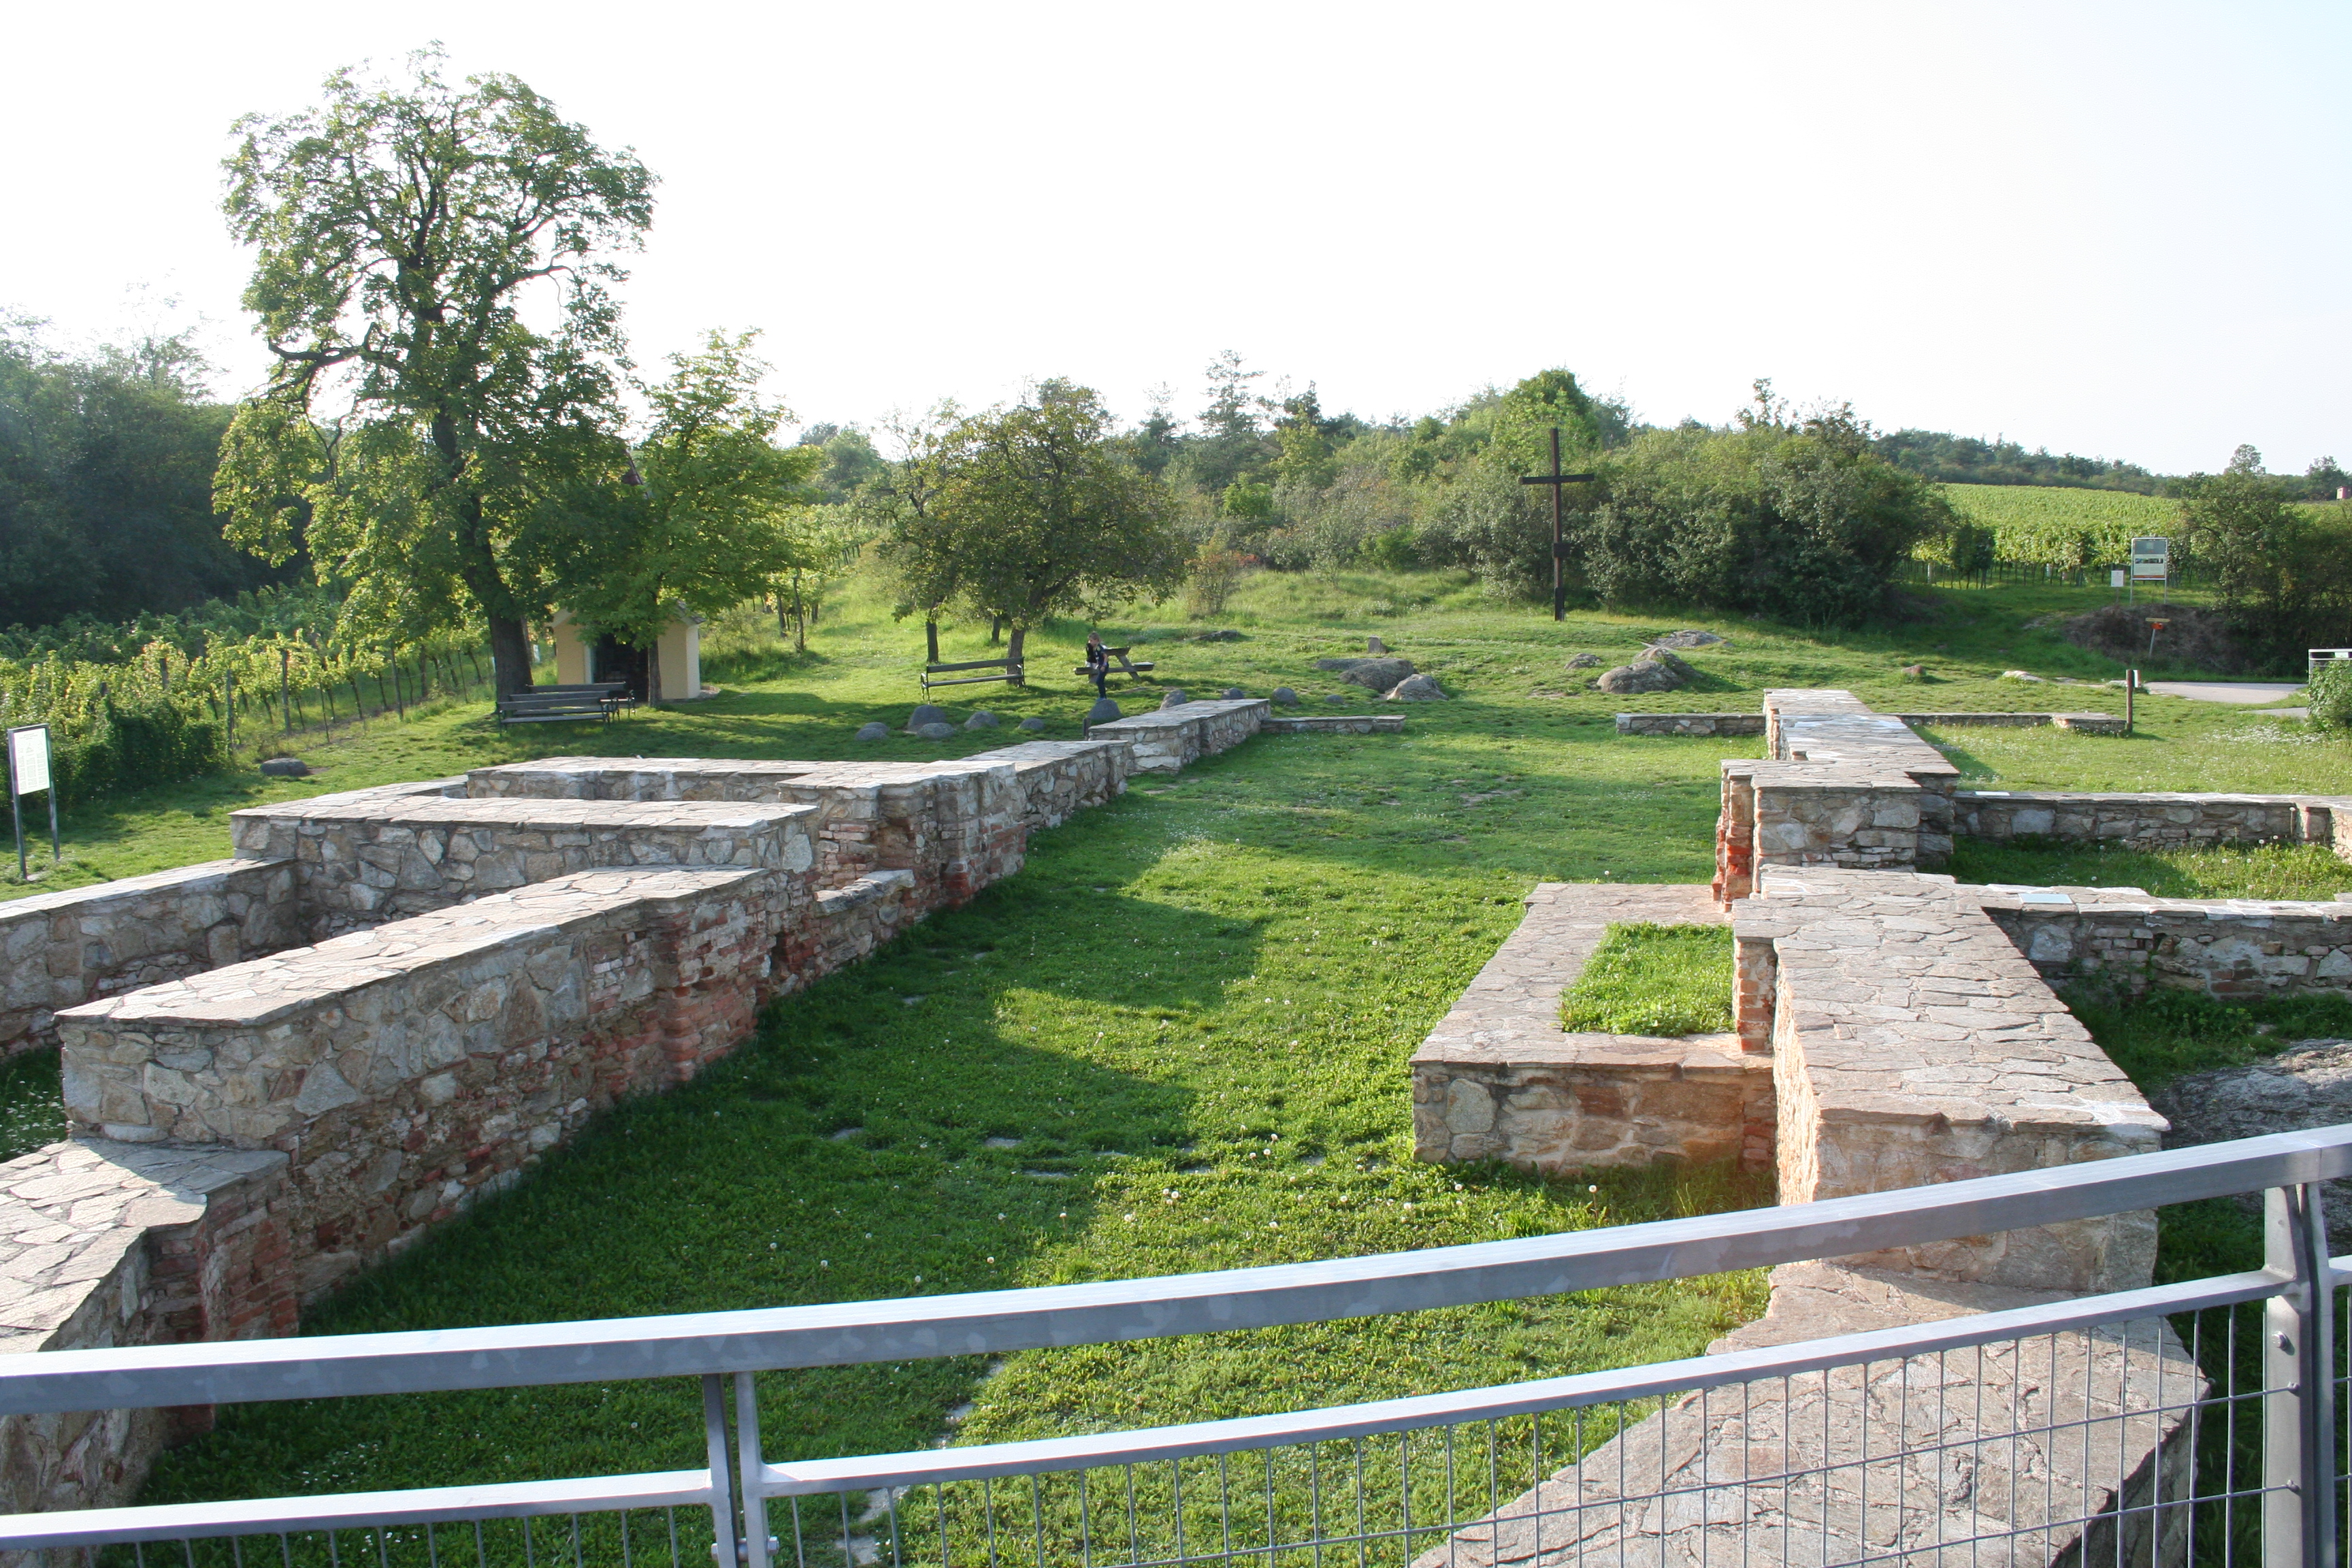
647,637,664,707
487,616,534,696
989,615,1002,646
1006,624,1028,666
774,596,791,637
926,619,940,662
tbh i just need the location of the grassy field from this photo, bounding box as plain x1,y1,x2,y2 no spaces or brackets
1,561,2340,1533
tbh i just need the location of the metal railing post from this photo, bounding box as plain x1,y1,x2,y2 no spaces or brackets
736,1371,774,1568
705,1374,744,1568
2264,1184,2339,1568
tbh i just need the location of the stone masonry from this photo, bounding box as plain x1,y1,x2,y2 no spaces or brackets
57,866,785,1302
0,860,301,1058
1410,885,1769,1173
1085,698,1269,772
0,704,1363,1523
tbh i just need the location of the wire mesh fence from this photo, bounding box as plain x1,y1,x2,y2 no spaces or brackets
12,1130,2352,1568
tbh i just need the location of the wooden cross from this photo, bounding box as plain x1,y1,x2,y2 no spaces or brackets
1520,427,1595,621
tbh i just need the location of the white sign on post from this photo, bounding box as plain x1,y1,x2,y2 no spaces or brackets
5,723,57,879
7,725,49,797
2110,569,2127,589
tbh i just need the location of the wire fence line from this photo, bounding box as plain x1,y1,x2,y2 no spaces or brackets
5,1127,2352,1568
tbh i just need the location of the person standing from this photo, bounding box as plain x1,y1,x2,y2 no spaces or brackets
1084,632,1111,698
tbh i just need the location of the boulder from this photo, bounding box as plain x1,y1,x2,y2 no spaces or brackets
1326,693,1350,704
1086,698,1123,724
964,710,999,730
1159,689,1188,708
1899,664,1928,681
915,722,957,740
1272,687,1298,706
1337,657,1415,692
905,703,951,732
2001,669,2044,683
2153,1041,2352,1247
1192,628,1243,642
1222,687,1247,699
1566,653,1603,670
1384,674,1446,701
1595,655,1689,695
854,721,890,742
1017,716,1047,732
1366,636,1388,655
259,757,310,778
1650,629,1727,650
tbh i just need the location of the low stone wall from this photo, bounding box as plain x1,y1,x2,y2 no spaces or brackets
1086,699,1269,772
1738,866,2163,1294
1411,885,1770,1173
1979,883,2352,998
0,860,302,1058
1262,715,1405,735
1614,713,1769,736
464,755,1029,902
1955,788,2345,851
1901,710,2129,734
56,866,787,1302
230,794,819,940
0,1140,293,1521
1713,691,1959,902
964,740,1134,830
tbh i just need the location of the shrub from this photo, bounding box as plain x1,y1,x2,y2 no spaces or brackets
2308,662,2352,732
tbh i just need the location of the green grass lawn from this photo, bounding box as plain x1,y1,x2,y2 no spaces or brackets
6,564,2341,1535
1558,924,1734,1036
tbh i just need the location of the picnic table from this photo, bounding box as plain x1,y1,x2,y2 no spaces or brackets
1070,646,1156,681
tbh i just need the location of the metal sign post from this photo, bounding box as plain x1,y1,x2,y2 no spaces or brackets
5,723,58,881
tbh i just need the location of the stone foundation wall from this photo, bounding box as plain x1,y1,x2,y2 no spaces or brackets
1262,715,1406,735
1616,713,1769,736
0,1141,293,1526
1900,710,2129,734
56,866,785,1303
1955,788,2345,852
0,860,301,1058
230,795,819,940
1980,885,2352,999
1740,867,2163,1294
1411,885,1772,1175
964,740,1133,830
1086,699,1269,772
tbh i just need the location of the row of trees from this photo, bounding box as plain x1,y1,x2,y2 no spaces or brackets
0,321,298,627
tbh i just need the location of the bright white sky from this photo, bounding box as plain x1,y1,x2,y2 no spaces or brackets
7,1,2345,476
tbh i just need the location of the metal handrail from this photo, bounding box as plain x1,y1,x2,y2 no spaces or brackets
5,1126,2346,1418
2,1124,2349,1558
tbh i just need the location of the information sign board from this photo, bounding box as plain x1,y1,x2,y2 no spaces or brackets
6,725,48,797
2129,536,2170,581
4,723,57,878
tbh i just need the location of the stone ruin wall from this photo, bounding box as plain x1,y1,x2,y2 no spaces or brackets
0,704,1270,1526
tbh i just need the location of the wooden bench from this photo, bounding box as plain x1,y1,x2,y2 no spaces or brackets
922,657,1025,693
1071,646,1156,681
496,683,630,725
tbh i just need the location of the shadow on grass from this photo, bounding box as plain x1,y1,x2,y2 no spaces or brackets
144,942,1215,1510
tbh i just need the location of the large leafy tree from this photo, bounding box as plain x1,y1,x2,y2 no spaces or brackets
555,331,818,696
881,381,1184,665
212,48,655,694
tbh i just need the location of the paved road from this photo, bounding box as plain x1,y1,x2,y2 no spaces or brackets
2144,681,2304,704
